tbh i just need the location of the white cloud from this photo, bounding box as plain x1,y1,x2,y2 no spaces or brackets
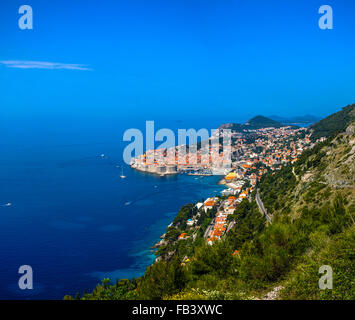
0,60,92,71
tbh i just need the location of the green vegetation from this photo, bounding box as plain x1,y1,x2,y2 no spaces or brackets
64,278,138,300
310,103,355,140
281,226,355,300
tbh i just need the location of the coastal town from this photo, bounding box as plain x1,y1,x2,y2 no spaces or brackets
131,122,316,180
143,118,324,251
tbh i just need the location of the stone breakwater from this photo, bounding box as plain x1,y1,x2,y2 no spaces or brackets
130,160,178,176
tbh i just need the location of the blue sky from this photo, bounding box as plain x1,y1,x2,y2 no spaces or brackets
1,0,355,123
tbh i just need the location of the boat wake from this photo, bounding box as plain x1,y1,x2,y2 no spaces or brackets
0,203,12,207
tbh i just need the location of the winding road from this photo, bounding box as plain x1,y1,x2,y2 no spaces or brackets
256,189,272,224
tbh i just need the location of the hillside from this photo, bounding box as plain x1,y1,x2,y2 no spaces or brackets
244,115,284,129
257,120,355,299
220,115,286,132
309,103,355,141
67,112,355,301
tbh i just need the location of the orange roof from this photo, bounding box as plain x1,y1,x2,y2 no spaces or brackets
204,201,216,207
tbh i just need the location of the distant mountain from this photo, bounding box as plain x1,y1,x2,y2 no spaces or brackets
269,114,321,125
268,115,287,122
309,103,355,140
291,115,321,123
219,115,286,132
244,115,284,129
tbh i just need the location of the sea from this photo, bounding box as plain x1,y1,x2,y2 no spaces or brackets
0,115,227,299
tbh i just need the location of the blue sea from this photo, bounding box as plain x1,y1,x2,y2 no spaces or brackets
0,116,226,299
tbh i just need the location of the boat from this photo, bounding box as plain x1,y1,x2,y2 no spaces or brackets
120,166,126,179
